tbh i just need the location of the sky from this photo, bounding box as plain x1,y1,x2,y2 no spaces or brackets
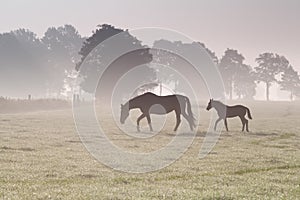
0,0,299,99
1,0,299,69
0,0,300,70
0,0,299,69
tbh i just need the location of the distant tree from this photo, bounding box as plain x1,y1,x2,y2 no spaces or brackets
197,42,219,65
42,24,84,97
152,39,218,94
279,66,300,101
0,26,84,98
76,24,155,100
12,29,46,59
0,29,48,97
234,64,256,100
77,24,123,69
219,49,245,100
255,53,289,101
296,87,300,100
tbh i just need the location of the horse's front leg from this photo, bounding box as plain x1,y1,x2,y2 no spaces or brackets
137,113,146,132
214,118,222,131
146,114,153,132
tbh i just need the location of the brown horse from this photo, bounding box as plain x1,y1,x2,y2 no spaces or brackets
206,99,252,132
120,92,196,132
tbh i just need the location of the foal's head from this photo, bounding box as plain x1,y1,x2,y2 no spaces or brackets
206,99,214,111
120,104,129,124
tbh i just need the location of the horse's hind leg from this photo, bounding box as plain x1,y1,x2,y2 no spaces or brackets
245,119,249,132
174,111,181,131
182,112,193,131
146,114,153,132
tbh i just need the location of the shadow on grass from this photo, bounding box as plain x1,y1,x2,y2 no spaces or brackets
0,146,35,152
233,164,300,175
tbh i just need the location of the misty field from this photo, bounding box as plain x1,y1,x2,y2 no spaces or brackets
0,101,300,199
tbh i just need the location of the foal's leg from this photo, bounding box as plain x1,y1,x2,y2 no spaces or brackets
224,118,229,131
174,111,181,131
146,114,153,132
137,113,146,132
214,118,222,131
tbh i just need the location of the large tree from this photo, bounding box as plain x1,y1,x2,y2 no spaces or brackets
234,64,256,100
279,65,300,101
152,39,218,95
219,49,245,100
255,53,289,101
42,24,84,97
0,26,84,98
197,42,219,65
0,29,48,97
76,24,155,101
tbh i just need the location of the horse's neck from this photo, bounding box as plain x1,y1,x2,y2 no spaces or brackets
214,102,226,111
128,98,140,109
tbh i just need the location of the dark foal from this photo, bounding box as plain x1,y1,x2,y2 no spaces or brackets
206,99,252,132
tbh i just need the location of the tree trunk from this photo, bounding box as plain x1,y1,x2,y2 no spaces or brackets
290,91,293,101
229,80,233,100
266,82,270,101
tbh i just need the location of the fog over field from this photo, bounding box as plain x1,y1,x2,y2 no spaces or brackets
0,0,300,199
1,101,300,199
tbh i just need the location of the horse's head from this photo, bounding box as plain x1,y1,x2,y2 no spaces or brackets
206,99,213,111
120,104,129,124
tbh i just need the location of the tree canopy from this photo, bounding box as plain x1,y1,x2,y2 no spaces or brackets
255,53,289,101
0,23,299,101
76,24,155,101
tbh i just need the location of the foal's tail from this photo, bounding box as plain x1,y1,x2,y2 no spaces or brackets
246,107,252,120
185,97,196,130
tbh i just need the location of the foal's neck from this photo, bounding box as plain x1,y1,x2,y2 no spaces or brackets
214,101,226,110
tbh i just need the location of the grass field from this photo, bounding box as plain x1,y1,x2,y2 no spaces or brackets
0,101,300,199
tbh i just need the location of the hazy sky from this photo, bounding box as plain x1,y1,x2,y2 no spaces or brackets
1,0,299,70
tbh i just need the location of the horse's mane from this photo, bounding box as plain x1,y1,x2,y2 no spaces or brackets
213,100,226,106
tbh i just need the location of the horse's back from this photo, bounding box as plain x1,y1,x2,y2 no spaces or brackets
139,93,185,113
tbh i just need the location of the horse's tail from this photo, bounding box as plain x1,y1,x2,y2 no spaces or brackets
184,96,196,130
246,107,252,120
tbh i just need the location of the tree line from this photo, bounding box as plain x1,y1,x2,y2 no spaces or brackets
0,24,299,101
